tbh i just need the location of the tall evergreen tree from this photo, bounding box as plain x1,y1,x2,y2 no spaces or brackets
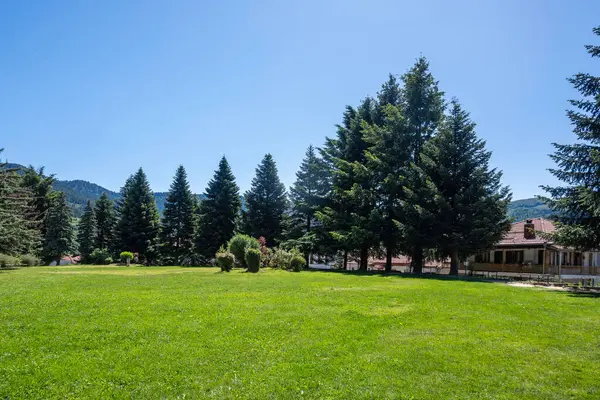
364,75,412,272
287,145,331,263
542,26,600,249
319,98,379,270
0,149,39,255
160,166,195,264
114,175,134,252
243,154,287,247
94,192,116,251
20,166,56,241
116,168,160,263
77,200,97,261
195,157,241,260
421,99,511,274
400,57,445,273
42,192,74,264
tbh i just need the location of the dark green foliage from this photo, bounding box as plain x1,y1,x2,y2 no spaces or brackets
541,26,600,250
42,192,74,264
0,150,39,255
77,200,97,261
94,192,117,252
227,234,260,268
160,166,195,264
399,57,445,273
287,145,332,262
89,248,111,265
243,154,288,247
245,248,261,273
116,168,160,264
20,166,56,239
195,157,241,261
290,255,305,272
420,99,512,274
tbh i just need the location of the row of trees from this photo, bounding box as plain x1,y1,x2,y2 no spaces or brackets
2,57,513,271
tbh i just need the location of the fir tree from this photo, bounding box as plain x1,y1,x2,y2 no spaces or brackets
195,157,241,261
287,145,331,263
542,26,600,249
116,168,160,263
0,149,39,255
364,75,412,272
20,166,56,241
77,200,97,261
400,57,445,273
243,154,287,247
160,166,195,264
42,192,74,264
94,192,116,252
421,99,511,274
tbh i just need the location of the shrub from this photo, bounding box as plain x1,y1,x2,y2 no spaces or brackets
0,254,17,268
89,248,111,265
228,234,260,268
20,254,41,267
270,248,304,270
290,255,305,272
245,248,261,273
105,257,113,265
216,246,235,272
120,251,134,265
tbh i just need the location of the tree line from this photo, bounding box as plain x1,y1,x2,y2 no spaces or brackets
2,57,513,272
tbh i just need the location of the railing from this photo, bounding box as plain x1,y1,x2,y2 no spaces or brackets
470,263,600,275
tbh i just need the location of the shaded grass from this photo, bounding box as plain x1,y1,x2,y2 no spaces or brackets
1,266,599,399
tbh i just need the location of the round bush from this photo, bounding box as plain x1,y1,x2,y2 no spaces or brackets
290,255,305,272
245,248,261,273
216,251,235,272
120,251,134,265
0,254,17,268
105,257,113,265
228,234,260,268
20,254,41,267
89,248,111,265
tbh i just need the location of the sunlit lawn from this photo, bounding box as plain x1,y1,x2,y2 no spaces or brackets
1,266,599,399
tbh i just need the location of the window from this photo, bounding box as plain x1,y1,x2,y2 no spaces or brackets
505,250,524,264
494,251,503,264
538,250,544,265
475,252,490,263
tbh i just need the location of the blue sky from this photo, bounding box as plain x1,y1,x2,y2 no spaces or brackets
1,0,599,199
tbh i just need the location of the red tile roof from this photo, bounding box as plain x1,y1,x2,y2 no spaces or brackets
498,218,555,246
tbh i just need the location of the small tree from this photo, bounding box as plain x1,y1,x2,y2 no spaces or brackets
216,246,235,272
42,192,74,265
77,200,97,262
227,234,260,268
120,251,134,266
245,248,261,273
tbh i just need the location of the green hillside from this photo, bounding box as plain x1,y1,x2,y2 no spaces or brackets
506,198,553,221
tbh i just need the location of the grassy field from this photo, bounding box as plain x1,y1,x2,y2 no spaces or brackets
1,266,599,399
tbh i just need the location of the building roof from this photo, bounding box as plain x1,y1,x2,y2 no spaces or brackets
498,218,555,247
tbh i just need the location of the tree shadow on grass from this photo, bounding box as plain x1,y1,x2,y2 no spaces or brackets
548,289,600,299
305,268,501,284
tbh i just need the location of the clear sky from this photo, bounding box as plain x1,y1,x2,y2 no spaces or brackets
1,0,599,199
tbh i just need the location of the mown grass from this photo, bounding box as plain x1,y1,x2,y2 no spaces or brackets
1,266,599,399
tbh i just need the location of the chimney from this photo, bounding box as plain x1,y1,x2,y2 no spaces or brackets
524,219,535,239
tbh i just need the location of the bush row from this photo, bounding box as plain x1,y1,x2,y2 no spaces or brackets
0,254,41,268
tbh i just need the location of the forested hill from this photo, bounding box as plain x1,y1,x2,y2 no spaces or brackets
506,198,553,221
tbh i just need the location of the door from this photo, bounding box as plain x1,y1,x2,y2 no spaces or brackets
538,250,544,265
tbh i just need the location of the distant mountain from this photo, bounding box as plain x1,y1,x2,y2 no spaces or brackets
506,198,553,221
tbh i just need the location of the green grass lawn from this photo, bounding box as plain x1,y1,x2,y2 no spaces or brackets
1,266,599,399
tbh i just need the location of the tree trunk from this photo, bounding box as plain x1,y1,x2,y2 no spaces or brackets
450,249,460,275
359,247,369,271
385,243,393,273
343,251,348,270
412,246,423,274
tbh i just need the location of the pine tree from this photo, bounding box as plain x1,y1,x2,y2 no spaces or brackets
116,168,160,263
542,26,600,249
160,166,195,264
243,154,287,247
20,166,56,241
0,149,39,255
114,175,134,252
400,57,445,273
319,98,379,270
94,192,116,252
42,192,74,264
195,157,241,261
287,145,331,263
421,99,511,274
77,200,97,261
364,75,412,272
